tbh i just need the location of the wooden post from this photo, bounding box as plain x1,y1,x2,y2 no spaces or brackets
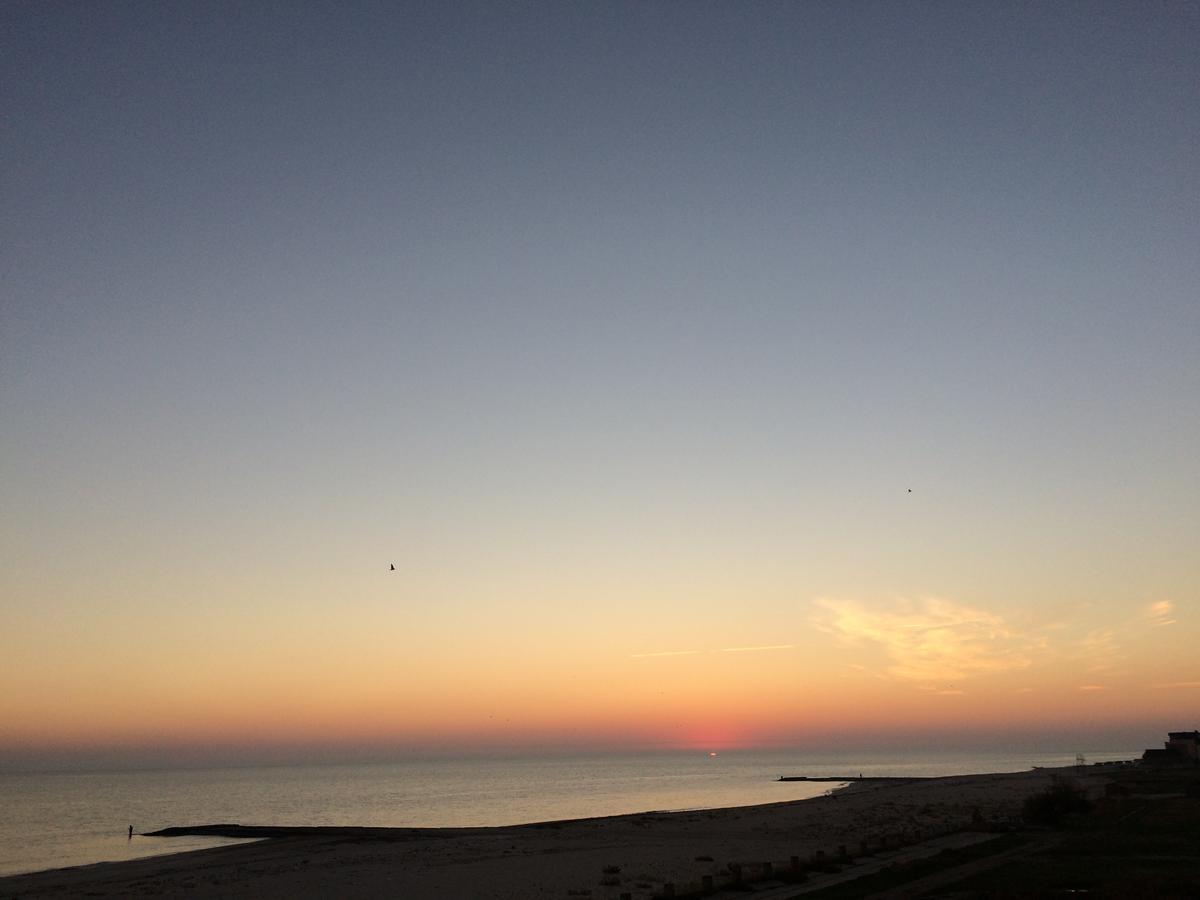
762,861,773,876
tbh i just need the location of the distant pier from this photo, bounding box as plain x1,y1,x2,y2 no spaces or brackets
777,775,930,782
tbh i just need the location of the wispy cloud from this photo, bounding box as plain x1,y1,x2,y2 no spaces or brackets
812,596,1036,683
1076,628,1121,673
1147,600,1176,627
719,644,794,654
1061,599,1181,673
1078,684,1107,692
1152,681,1200,689
631,644,794,659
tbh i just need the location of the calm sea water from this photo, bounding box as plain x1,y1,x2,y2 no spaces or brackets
0,748,1137,877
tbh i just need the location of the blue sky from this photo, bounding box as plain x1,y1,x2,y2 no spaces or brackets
2,1,1197,765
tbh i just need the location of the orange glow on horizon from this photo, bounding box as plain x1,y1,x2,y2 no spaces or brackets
3,592,1194,766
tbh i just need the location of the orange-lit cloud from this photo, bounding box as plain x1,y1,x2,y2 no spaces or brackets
811,596,1036,683
1065,600,1181,673
1147,600,1176,627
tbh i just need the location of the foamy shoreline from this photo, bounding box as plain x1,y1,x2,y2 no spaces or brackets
0,767,1105,898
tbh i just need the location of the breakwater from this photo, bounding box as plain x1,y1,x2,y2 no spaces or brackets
776,775,930,782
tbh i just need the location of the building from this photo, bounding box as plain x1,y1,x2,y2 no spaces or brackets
1165,731,1200,762
1141,730,1200,765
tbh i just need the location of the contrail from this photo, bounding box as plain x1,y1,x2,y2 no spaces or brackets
718,644,794,653
631,644,796,658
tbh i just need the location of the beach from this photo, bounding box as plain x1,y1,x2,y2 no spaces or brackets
0,767,1105,899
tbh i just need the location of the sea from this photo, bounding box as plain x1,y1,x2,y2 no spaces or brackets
0,747,1138,877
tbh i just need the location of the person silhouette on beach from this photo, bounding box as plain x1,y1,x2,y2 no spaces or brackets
128,825,133,840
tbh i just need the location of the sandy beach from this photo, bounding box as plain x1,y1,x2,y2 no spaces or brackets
0,767,1107,899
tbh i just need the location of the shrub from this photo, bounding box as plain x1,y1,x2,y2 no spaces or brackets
1022,776,1092,824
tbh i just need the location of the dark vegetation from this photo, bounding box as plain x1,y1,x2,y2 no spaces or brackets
1020,774,1092,824
932,766,1200,899
671,767,1200,899
799,834,1025,899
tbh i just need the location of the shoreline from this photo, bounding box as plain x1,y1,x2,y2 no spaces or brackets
0,767,1103,898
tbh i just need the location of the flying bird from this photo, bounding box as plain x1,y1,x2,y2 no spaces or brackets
390,563,395,571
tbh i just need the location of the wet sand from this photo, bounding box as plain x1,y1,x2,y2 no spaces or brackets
0,767,1104,899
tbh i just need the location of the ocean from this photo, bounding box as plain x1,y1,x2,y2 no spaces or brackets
0,748,1137,877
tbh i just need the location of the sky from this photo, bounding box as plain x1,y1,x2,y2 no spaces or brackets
2,1,1197,770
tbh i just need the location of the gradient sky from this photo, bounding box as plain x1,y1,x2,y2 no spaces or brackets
2,1,1197,770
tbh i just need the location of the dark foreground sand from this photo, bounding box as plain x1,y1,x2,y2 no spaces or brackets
0,768,1106,899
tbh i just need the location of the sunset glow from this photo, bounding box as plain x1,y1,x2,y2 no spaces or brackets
2,1,1196,772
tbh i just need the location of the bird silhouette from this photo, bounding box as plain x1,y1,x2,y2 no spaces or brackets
907,488,912,493
389,563,395,571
